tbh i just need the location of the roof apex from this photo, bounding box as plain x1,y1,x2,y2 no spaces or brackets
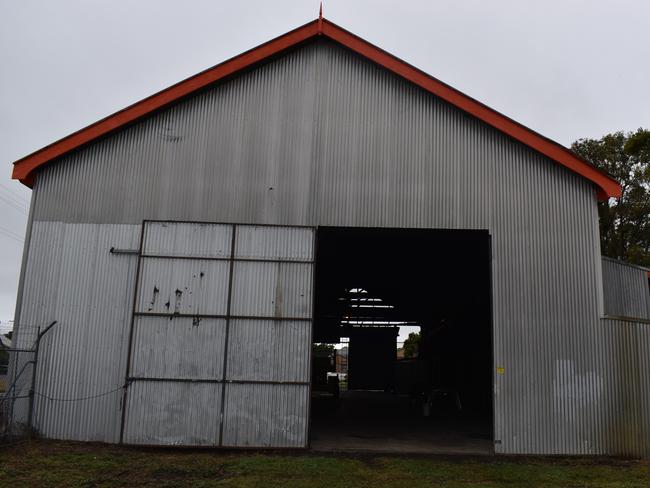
11,17,621,200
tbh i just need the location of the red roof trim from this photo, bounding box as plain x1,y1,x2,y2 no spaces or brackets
12,17,621,200
11,19,320,186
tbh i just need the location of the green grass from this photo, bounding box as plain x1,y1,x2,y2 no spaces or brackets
0,440,648,487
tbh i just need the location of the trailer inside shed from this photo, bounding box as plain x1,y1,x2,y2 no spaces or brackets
310,227,494,453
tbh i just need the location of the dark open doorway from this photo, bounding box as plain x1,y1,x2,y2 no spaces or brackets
310,227,493,454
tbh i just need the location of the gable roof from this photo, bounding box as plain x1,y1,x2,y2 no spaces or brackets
11,16,621,200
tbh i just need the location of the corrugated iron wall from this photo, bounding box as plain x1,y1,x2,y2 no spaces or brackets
124,381,222,446
598,318,650,457
223,225,313,448
14,39,649,455
121,222,314,447
14,221,140,442
602,257,650,320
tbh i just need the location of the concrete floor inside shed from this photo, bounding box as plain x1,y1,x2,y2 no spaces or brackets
309,390,493,455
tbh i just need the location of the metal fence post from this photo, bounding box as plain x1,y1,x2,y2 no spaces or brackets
26,326,40,436
25,321,56,437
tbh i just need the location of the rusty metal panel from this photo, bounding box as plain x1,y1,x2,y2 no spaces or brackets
226,319,311,382
130,316,226,379
12,221,140,442
123,380,221,446
221,383,309,447
143,221,232,257
235,226,314,261
230,262,312,318
136,258,229,315
602,257,650,320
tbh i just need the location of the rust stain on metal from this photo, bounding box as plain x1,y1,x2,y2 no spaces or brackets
148,286,160,311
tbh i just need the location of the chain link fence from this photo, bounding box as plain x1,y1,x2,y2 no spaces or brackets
0,323,56,441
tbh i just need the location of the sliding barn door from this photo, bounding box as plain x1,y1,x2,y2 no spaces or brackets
122,222,314,447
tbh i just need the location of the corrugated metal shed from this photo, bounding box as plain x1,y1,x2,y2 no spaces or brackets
602,257,650,320
9,38,649,456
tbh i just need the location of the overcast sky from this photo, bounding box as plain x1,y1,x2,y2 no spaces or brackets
0,0,649,324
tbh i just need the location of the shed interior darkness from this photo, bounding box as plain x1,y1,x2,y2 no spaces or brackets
311,227,493,453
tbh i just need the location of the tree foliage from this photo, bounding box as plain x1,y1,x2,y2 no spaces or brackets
571,128,650,266
403,332,420,358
